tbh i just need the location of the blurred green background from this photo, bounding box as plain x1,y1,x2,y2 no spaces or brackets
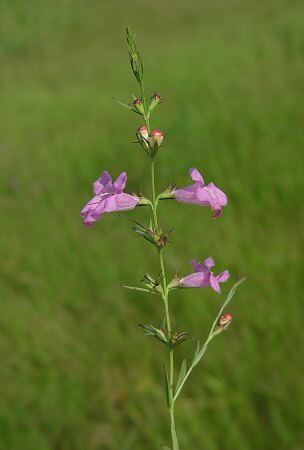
1,0,303,449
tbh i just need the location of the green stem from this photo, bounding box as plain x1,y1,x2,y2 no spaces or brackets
140,81,179,450
140,82,150,131
151,159,159,230
151,162,179,450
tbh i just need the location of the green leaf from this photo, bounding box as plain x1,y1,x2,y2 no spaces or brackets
192,340,200,365
163,365,170,407
175,359,187,395
225,276,247,305
162,447,172,450
113,98,132,110
122,285,159,295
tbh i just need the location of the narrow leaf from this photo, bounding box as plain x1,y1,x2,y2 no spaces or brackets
163,365,170,407
192,340,200,365
175,359,187,395
122,285,158,295
113,98,132,110
225,276,246,305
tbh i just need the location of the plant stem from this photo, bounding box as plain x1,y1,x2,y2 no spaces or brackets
151,158,179,450
140,82,150,131
151,159,159,230
140,80,179,449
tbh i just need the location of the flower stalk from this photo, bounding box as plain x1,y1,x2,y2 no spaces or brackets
140,76,179,448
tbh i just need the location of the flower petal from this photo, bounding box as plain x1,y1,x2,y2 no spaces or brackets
99,195,118,214
83,212,98,227
173,184,201,204
197,187,213,206
212,208,222,218
93,171,112,195
206,182,228,206
80,196,101,217
191,259,204,272
216,270,230,283
190,168,204,184
116,192,139,210
202,257,215,271
209,274,221,293
113,172,127,193
180,271,210,288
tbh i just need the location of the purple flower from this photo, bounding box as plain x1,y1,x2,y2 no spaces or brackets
80,171,139,227
172,168,227,218
180,257,230,293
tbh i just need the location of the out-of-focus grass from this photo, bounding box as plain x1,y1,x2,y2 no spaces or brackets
1,0,304,449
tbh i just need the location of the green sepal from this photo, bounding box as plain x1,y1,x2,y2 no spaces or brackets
139,324,168,345
167,274,181,292
138,196,152,207
141,272,163,295
157,188,174,201
148,97,162,114
150,140,159,159
133,224,157,245
132,222,170,250
170,330,191,348
136,130,150,155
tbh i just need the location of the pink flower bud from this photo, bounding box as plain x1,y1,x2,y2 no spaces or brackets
132,98,145,115
152,92,161,102
213,313,233,335
137,125,149,140
148,92,163,113
218,313,233,327
148,129,164,148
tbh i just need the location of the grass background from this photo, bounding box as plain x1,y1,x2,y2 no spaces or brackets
1,0,304,449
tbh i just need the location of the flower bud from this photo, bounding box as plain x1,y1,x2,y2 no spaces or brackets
137,125,149,140
213,313,233,336
136,126,150,156
132,98,145,115
218,313,233,327
148,129,164,149
152,93,162,102
148,92,163,113
215,313,233,334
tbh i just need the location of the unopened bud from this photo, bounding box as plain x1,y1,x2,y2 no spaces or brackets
213,313,233,335
152,92,161,102
132,98,145,115
219,313,233,327
217,313,232,329
148,129,164,149
149,92,163,113
137,125,149,140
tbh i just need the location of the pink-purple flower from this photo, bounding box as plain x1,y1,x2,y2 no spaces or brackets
180,257,230,293
172,168,227,218
80,171,139,227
